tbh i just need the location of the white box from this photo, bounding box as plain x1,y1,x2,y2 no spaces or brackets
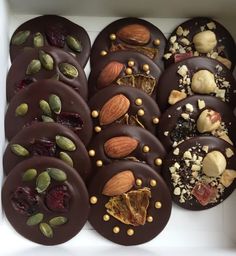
1,0,236,255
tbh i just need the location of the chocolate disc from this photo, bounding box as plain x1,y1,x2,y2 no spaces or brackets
5,79,92,145
3,122,91,181
88,160,172,245
156,56,236,112
88,51,162,98
157,95,236,151
164,17,236,70
7,46,88,102
2,156,89,245
10,15,90,67
89,85,161,135
90,17,166,70
162,136,236,210
87,125,166,174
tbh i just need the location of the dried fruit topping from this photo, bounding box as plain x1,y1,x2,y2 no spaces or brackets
191,182,217,206
105,187,151,226
56,112,83,131
15,77,36,92
45,185,71,212
197,109,221,133
45,25,66,48
29,138,57,156
11,186,39,215
174,52,193,63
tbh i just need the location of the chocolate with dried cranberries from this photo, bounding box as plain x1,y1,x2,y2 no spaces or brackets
2,156,89,245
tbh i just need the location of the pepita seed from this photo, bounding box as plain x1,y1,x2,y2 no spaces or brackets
55,135,76,151
33,32,44,47
39,50,54,71
22,168,37,181
49,94,61,114
39,223,53,238
66,35,82,52
10,144,29,157
49,216,68,227
41,115,54,122
36,171,51,193
15,103,28,116
47,168,67,181
26,213,44,226
59,63,78,79
11,30,30,45
59,151,74,167
26,59,41,75
39,100,52,116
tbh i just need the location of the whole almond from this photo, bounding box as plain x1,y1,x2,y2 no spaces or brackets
99,94,130,125
102,170,135,196
117,24,151,45
97,61,124,88
104,136,139,158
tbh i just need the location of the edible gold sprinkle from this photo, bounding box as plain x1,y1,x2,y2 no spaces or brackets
128,60,135,67
96,160,103,167
103,214,110,221
135,98,142,106
127,229,134,236
155,201,162,209
109,34,116,40
137,109,145,116
91,110,99,118
142,64,149,72
125,67,132,75
88,150,95,157
152,117,159,124
113,226,120,233
150,179,157,187
94,126,102,133
147,216,153,222
142,145,150,153
155,158,162,166
90,196,98,204
100,50,107,56
136,178,142,186
153,39,161,46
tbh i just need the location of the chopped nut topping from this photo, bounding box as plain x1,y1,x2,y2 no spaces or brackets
164,131,169,136
202,145,209,153
185,103,194,112
173,148,180,155
176,26,184,36
181,113,189,120
168,90,187,105
207,22,216,30
220,169,236,187
174,187,181,195
225,148,234,158
183,29,190,37
180,38,190,46
197,99,206,110
177,65,188,77
183,150,192,159
170,35,177,44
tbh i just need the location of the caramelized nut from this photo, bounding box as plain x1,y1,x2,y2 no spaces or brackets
197,109,221,133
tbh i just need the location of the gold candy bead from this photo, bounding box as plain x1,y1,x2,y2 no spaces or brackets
142,64,149,72
150,179,157,187
94,126,101,133
142,145,150,153
136,178,142,186
127,229,134,236
96,160,103,167
103,214,110,221
90,196,98,204
109,34,116,40
128,60,135,67
153,39,161,46
152,117,159,124
135,98,142,106
88,150,95,157
113,226,120,233
155,158,162,166
155,201,162,209
137,109,145,116
147,216,153,222
125,67,132,75
91,110,99,118
100,50,107,56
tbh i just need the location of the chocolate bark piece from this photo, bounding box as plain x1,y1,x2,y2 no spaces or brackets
87,125,166,174
10,15,90,67
5,79,92,145
89,85,161,135
90,17,166,70
156,56,236,112
88,51,162,99
88,160,172,245
7,46,88,102
162,136,236,210
164,17,236,70
2,156,89,245
157,95,236,151
3,122,91,181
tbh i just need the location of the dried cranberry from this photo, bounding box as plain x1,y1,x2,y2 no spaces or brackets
15,77,36,92
29,138,57,157
56,112,83,131
45,25,66,48
174,52,193,63
11,187,39,215
45,185,71,212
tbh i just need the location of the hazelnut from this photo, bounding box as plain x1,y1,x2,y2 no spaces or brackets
197,109,221,133
193,30,217,53
202,151,226,177
191,70,217,94
220,169,236,187
168,90,187,105
216,56,232,70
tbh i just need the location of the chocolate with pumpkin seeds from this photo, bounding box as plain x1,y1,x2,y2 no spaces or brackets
5,79,92,145
2,156,89,245
3,122,91,181
88,160,172,245
10,15,90,67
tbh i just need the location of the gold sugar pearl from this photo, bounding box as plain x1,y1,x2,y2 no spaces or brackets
153,39,161,46
125,67,133,75
128,60,135,67
147,216,153,223
142,145,150,153
137,109,145,116
142,64,150,72
96,160,103,167
155,158,162,166
94,126,102,133
113,226,120,234
150,179,157,187
91,110,99,118
155,201,162,209
88,149,95,157
135,98,142,106
127,229,134,236
136,178,142,186
90,196,98,204
100,50,107,56
152,117,159,124
109,33,116,40
103,214,110,221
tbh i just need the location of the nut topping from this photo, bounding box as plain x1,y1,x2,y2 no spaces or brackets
193,30,217,53
168,90,187,105
220,169,236,187
197,109,221,133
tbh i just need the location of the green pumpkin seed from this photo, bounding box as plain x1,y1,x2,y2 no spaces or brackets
66,35,82,52
49,94,61,114
26,213,44,226
15,103,28,116
59,63,78,79
42,115,54,122
33,32,44,47
22,168,37,181
11,30,30,45
39,50,54,71
36,171,51,193
39,99,52,116
59,151,74,167
26,59,41,75
39,223,53,238
47,168,67,181
55,135,76,151
10,144,29,157
49,216,68,227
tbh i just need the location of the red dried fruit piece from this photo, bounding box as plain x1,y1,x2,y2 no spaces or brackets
191,182,217,206
11,186,39,215
45,25,66,48
45,185,71,212
29,138,57,157
15,77,36,92
174,52,193,63
56,112,83,131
